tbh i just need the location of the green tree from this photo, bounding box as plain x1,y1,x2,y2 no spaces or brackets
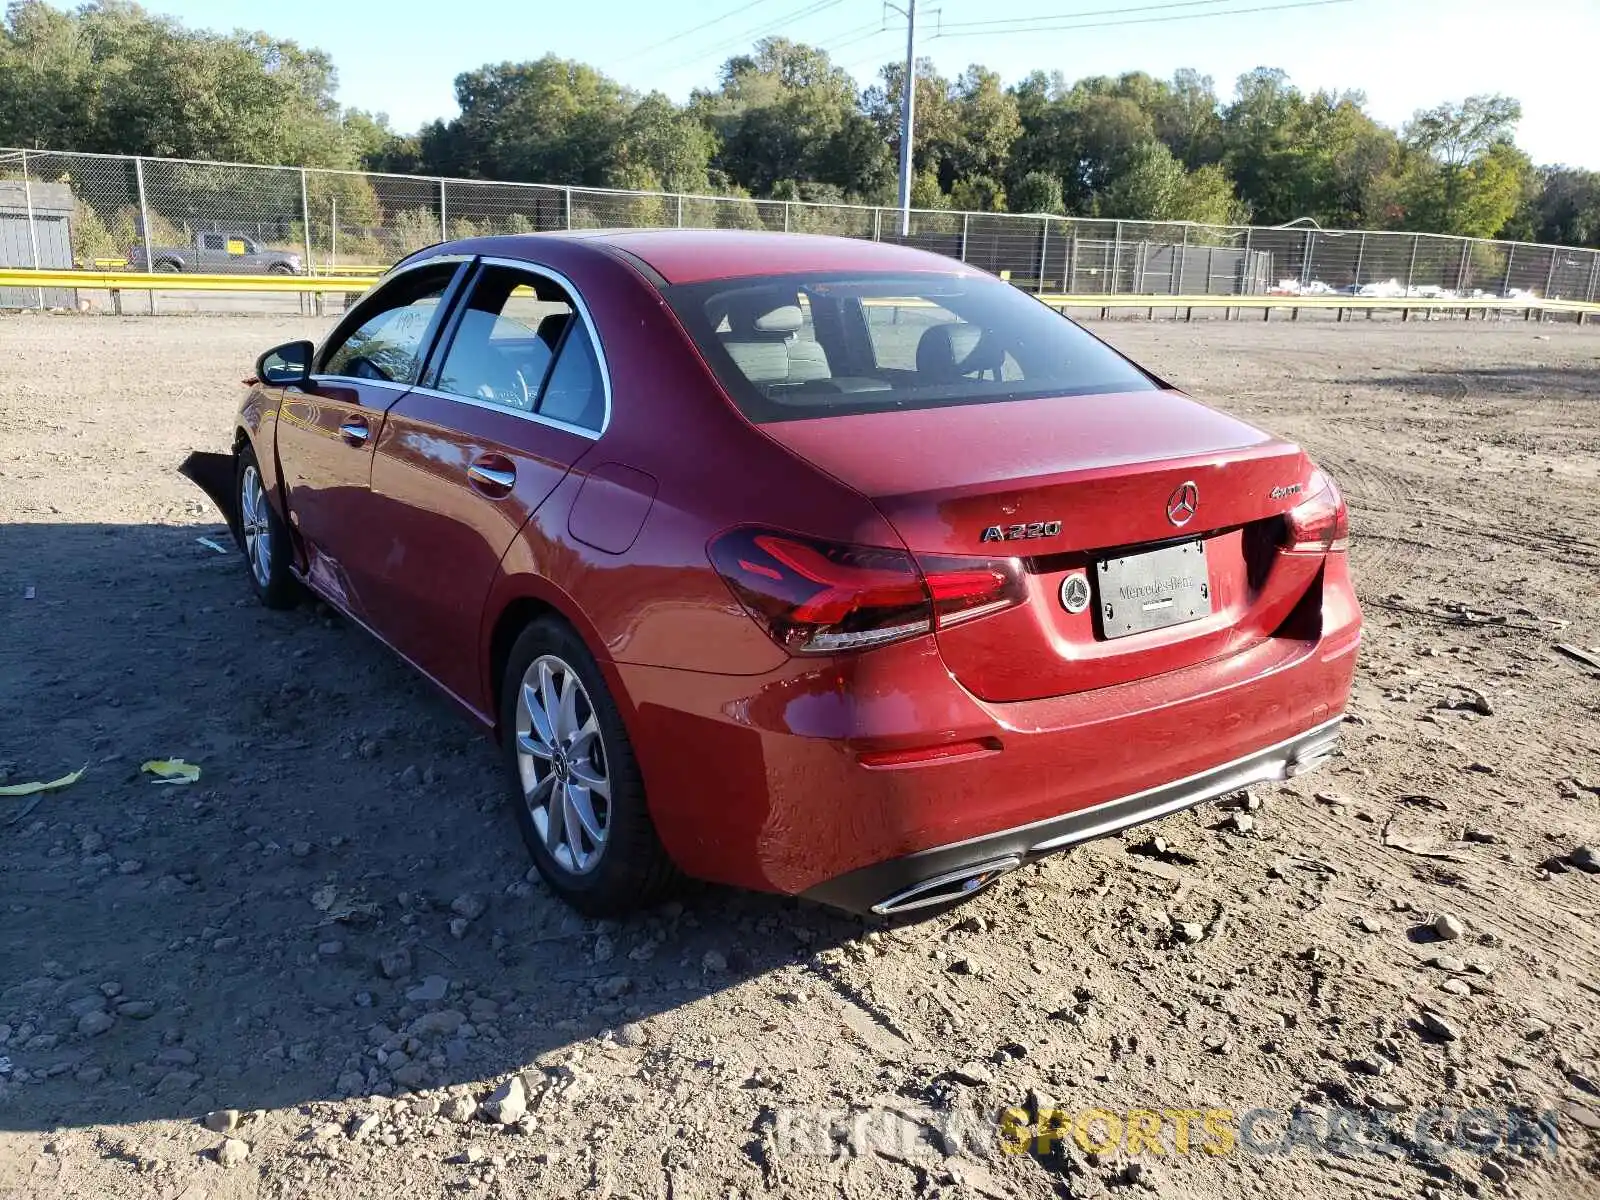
863,58,959,181
910,167,948,210
612,92,713,194
1390,138,1531,239
1006,73,1169,214
1392,95,1529,236
593,162,671,227
1526,167,1600,247
305,170,382,253
695,39,882,197
950,174,1004,212
0,1,94,152
0,0,352,166
1156,69,1222,168
1176,164,1246,225
946,66,1020,186
1009,170,1065,214
1099,141,1241,223
1219,70,1403,226
5,8,1580,254
1100,140,1187,219
1063,89,1157,210
341,109,421,173
427,55,635,185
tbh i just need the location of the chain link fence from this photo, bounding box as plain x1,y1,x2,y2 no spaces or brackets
4,146,1600,312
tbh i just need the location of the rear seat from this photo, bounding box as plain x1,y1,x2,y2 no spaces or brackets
721,303,830,386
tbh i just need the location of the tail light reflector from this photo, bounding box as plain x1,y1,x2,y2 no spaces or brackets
857,738,1001,769
1282,471,1349,554
709,527,1024,654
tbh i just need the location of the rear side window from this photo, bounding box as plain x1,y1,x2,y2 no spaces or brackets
434,267,574,412
538,322,605,431
664,273,1156,422
430,264,607,432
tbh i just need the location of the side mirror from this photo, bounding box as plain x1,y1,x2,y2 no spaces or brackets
256,340,313,387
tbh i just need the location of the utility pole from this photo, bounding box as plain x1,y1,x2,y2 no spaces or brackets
887,0,917,236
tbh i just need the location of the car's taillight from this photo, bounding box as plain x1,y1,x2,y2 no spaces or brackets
1282,471,1350,554
708,527,1024,654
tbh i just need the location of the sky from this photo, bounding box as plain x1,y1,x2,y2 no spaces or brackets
134,0,1599,168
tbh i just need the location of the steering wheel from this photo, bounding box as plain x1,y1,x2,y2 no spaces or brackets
346,355,393,382
954,329,1007,381
473,361,535,411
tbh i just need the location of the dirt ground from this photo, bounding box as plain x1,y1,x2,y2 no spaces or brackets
1,312,1597,1200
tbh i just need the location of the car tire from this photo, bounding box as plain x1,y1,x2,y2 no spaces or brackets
235,446,299,609
154,260,182,273
500,618,680,916
268,263,295,276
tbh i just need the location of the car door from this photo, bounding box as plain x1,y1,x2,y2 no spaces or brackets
196,232,223,271
364,259,609,711
274,258,467,622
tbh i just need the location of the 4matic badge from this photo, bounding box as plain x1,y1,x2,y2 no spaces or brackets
981,520,1062,543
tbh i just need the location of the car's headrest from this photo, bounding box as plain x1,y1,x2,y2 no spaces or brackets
753,305,803,334
915,322,999,381
721,290,800,338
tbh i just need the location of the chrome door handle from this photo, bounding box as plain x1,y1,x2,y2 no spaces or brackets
339,420,370,443
467,463,516,489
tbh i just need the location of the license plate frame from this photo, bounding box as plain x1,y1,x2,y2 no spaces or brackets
1095,539,1212,639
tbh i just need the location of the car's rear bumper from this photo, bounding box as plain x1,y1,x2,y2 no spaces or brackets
615,558,1360,910
802,715,1342,914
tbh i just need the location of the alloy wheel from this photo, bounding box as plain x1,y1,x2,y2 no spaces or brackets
240,464,271,587
515,654,611,874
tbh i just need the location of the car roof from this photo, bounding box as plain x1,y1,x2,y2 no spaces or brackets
433,229,983,286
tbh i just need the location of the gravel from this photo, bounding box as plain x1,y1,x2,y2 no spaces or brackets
215,1138,250,1168
1431,913,1466,941
1,316,1597,1200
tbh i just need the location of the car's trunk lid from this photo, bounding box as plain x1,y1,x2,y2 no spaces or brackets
763,390,1322,701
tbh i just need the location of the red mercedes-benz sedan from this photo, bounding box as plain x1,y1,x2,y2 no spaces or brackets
190,230,1360,917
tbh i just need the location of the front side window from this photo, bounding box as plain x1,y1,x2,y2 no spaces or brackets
432,264,606,431
664,272,1156,422
321,264,456,385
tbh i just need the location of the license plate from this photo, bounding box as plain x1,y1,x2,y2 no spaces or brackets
1095,539,1211,638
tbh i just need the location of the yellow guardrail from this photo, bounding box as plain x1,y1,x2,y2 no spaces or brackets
1039,291,1599,316
0,267,376,294
1,268,1593,322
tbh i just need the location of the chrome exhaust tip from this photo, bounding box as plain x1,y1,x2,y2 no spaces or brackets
870,856,1023,916
1285,731,1340,778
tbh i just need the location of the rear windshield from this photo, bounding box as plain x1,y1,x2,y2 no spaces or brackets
663,272,1158,422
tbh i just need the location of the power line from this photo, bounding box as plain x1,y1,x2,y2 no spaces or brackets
931,0,1353,38
820,29,897,68
940,0,1237,33
836,42,901,77
812,17,891,53
658,0,846,75
616,0,784,63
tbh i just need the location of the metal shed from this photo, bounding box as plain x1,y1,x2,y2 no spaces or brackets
0,180,76,309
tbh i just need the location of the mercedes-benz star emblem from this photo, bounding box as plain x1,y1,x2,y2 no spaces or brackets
1166,481,1199,527
1059,572,1091,614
